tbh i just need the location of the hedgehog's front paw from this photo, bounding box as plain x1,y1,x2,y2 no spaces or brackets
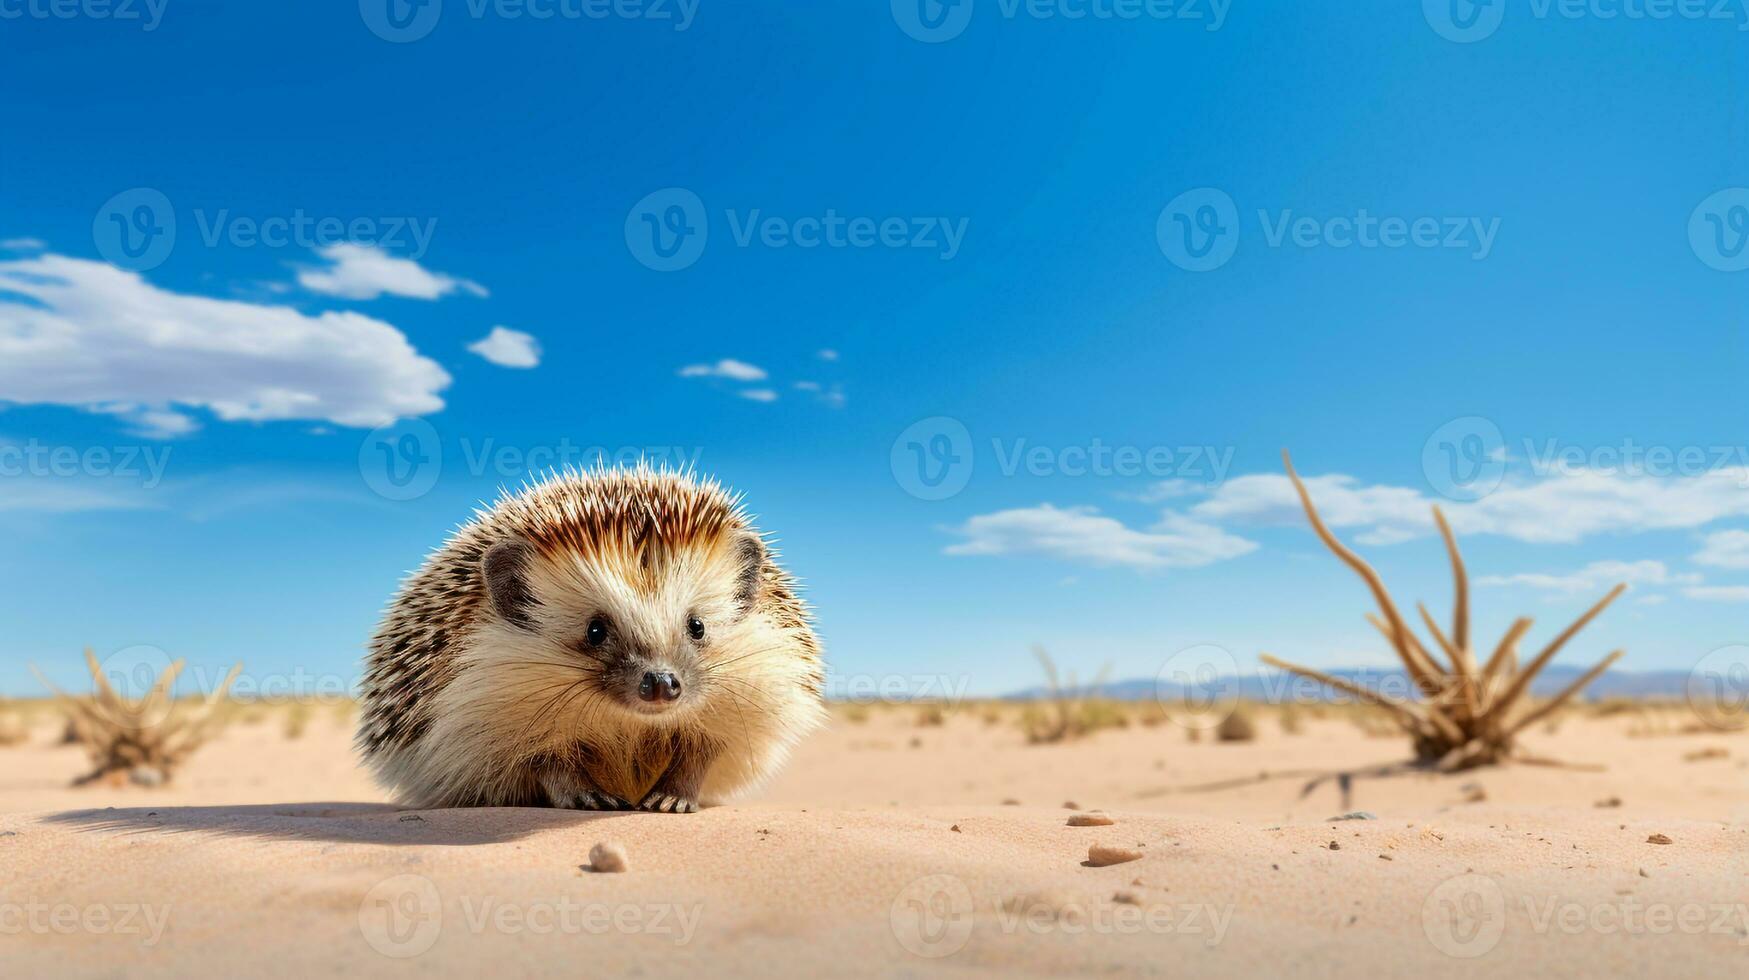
541,773,631,811
637,791,698,814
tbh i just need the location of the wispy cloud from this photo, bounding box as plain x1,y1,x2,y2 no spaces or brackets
0,237,45,251
1681,585,1749,603
1191,468,1749,545
1693,529,1749,570
1475,560,1696,596
738,388,779,403
944,505,1257,570
0,252,450,436
794,380,846,408
467,326,542,369
296,243,487,301
678,358,768,382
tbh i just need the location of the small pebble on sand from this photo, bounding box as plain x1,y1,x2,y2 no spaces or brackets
1647,833,1673,845
1063,801,1081,810
589,841,629,873
1112,891,1141,905
1087,844,1144,867
1328,812,1376,822
1068,814,1115,827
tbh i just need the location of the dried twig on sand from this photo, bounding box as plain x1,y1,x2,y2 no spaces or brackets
33,649,241,787
1261,451,1624,773
1022,646,1120,744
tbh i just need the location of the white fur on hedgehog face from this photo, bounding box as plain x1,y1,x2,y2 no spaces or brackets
460,536,811,740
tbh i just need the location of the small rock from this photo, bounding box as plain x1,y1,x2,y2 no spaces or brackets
1001,798,1021,806
1111,891,1141,905
1328,811,1376,822
128,767,164,788
1647,833,1673,846
1378,854,1393,861
1328,841,1341,850
1639,868,1650,878
1087,844,1144,867
950,824,962,833
1459,783,1487,803
1063,801,1081,811
1068,814,1115,827
398,814,425,823
1595,797,1623,809
589,841,630,873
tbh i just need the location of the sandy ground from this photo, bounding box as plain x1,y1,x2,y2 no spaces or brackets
2,706,1747,978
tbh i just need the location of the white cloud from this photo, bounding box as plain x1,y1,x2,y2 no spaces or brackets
944,505,1258,571
679,358,768,382
1475,560,1697,596
738,388,779,403
467,326,542,369
1693,529,1749,570
1193,468,1749,545
0,238,45,251
817,349,839,361
296,243,487,301
0,253,450,435
1682,586,1749,603
794,380,846,408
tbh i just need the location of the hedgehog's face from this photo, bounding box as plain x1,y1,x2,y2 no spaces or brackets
477,530,771,723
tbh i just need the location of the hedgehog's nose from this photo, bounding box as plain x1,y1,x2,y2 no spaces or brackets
639,671,681,703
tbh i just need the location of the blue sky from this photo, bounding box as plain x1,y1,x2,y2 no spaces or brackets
2,1,1746,699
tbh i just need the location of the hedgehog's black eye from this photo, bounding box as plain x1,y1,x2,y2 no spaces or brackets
585,618,610,648
686,616,705,641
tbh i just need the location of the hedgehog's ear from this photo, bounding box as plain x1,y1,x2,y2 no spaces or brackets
734,532,766,616
481,538,540,631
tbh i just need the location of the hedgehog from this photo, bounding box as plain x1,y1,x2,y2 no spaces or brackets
357,466,826,812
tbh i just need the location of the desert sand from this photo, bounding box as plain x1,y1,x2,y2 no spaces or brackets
2,703,1746,978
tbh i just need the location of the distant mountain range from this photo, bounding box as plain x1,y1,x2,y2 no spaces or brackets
1002,665,1698,702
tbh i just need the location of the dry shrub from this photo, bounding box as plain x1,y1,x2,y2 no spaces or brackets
1021,647,1122,744
1278,704,1305,735
839,703,871,725
0,711,27,747
284,703,312,740
1262,452,1624,772
915,703,947,727
36,649,240,787
1216,708,1257,742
